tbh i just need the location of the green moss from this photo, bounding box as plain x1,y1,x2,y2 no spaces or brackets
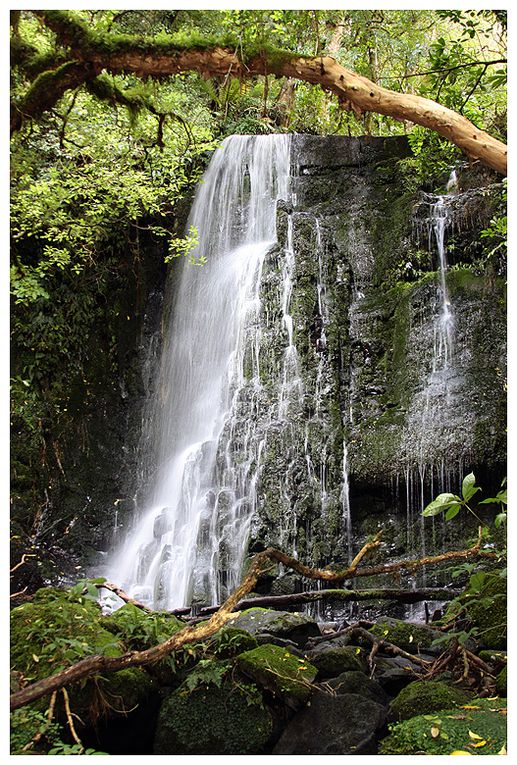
11,588,154,721
388,681,471,723
207,627,258,659
236,643,317,708
370,618,439,653
307,645,365,678
20,61,82,113
496,666,507,697
379,698,507,755
153,679,273,754
447,572,507,650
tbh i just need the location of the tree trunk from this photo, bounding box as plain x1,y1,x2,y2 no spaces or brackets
193,587,461,615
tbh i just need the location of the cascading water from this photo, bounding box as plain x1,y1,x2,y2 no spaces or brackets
403,171,461,553
107,135,291,609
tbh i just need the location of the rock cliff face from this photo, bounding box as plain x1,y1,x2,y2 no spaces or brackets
24,135,505,592
246,135,505,568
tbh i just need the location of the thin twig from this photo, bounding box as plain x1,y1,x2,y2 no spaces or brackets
62,687,84,751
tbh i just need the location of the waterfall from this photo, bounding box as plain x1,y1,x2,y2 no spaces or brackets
404,170,460,548
107,135,291,609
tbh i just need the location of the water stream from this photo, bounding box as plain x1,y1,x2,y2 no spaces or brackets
107,135,291,609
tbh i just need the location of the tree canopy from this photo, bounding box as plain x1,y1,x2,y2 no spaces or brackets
11,10,507,171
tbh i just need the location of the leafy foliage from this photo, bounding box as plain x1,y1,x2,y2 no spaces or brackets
422,473,506,526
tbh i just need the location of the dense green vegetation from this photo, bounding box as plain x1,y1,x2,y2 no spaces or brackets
10,10,507,755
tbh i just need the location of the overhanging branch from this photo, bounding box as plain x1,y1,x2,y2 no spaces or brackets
11,10,507,174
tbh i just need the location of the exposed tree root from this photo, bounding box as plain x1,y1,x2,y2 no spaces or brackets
423,639,499,696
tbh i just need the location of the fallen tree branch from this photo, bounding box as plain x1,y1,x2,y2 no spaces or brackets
99,583,152,612
263,527,490,582
10,551,272,711
194,587,461,615
10,530,491,711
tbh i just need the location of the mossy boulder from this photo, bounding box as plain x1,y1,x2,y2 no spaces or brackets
388,680,471,723
153,679,273,754
207,626,259,658
228,608,320,647
236,643,317,709
496,666,507,697
380,698,507,755
370,618,440,653
306,645,365,678
462,572,507,650
323,671,390,706
10,588,154,723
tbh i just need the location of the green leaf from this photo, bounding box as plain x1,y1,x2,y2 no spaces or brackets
468,572,487,594
423,493,462,517
462,473,480,502
445,504,461,521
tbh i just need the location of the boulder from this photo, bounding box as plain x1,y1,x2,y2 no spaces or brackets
370,655,423,696
306,645,366,678
388,680,471,723
370,617,441,653
322,670,390,706
10,588,155,725
228,608,320,647
236,643,317,709
272,693,387,754
206,626,258,659
153,679,273,754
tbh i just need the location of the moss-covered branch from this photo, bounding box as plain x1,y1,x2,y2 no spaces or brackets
10,60,99,133
11,10,507,173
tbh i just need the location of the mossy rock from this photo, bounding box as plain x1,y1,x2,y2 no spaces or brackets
10,588,154,723
388,680,471,723
463,572,507,650
478,650,506,666
370,618,440,653
207,627,259,659
228,608,320,646
496,666,507,697
102,603,186,684
307,645,365,678
236,643,317,709
153,679,273,754
379,698,507,755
